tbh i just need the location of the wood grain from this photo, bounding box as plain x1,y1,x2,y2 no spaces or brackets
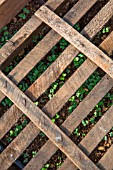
0,0,29,30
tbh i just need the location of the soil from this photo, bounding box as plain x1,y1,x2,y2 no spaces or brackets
0,0,113,170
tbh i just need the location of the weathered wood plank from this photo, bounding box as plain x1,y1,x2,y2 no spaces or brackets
35,3,113,79
98,145,113,170
58,159,77,170
0,71,99,170
0,0,68,70
81,0,113,41
0,0,29,30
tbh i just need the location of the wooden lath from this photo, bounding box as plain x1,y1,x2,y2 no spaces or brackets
0,0,29,29
0,0,113,170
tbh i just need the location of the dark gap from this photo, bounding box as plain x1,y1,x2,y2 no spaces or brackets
55,0,79,17
8,164,21,170
0,98,12,117
93,16,113,47
41,150,66,170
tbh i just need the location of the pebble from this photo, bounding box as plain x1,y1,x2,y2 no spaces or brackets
98,146,105,151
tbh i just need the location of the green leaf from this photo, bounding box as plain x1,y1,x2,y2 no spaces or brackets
104,135,107,141
55,113,60,119
23,8,30,14
10,130,14,136
18,13,26,19
52,118,55,123
35,101,39,106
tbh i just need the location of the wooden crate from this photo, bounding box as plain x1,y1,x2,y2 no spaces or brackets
0,0,113,169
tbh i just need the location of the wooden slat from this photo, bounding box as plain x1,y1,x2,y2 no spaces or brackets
58,160,79,170
0,0,97,103
35,3,113,79
0,0,68,70
0,0,29,30
0,0,99,137
58,159,77,170
0,71,99,170
98,145,113,170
